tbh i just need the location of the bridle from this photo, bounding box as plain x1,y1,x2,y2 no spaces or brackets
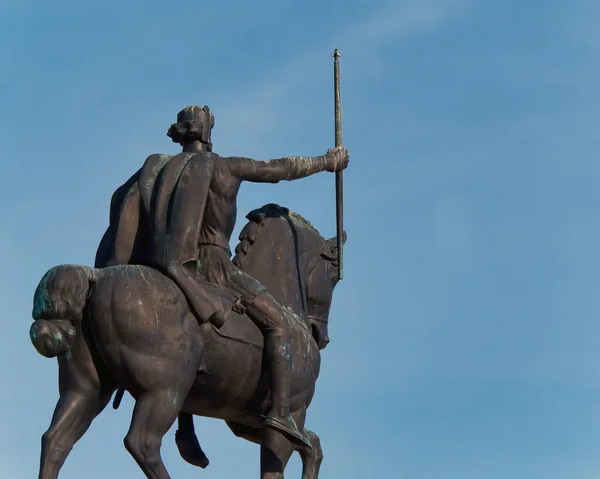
305,247,335,326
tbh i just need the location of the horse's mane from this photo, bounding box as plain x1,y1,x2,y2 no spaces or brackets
232,203,320,268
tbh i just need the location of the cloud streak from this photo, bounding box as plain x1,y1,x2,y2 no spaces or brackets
218,0,472,140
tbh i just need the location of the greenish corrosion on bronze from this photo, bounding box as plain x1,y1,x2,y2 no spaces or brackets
288,211,317,232
32,269,54,320
52,331,62,344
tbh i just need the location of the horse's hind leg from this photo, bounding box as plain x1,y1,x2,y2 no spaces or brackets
124,387,192,479
298,430,323,479
39,352,114,479
40,388,113,479
123,321,201,479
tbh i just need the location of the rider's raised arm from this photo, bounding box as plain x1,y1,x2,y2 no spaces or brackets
227,152,336,183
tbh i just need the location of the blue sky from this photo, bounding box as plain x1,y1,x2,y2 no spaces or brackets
1,0,600,477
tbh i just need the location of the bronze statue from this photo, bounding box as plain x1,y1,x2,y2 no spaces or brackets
30,104,348,478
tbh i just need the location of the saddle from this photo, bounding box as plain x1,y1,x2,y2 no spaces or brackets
183,276,264,349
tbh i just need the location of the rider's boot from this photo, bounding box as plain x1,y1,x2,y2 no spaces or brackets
246,294,312,449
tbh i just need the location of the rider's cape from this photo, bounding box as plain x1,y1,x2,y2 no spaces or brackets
95,152,228,319
97,152,214,267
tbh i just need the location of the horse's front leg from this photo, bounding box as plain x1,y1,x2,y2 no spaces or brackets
175,412,210,468
298,430,323,479
261,427,296,479
260,408,308,479
227,414,323,479
39,356,113,479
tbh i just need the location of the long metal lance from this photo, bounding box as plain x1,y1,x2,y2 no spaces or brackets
332,49,344,280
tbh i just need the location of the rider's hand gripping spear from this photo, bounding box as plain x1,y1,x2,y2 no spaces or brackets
332,49,344,281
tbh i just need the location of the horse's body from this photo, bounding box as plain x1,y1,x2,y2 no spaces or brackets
90,264,321,423
30,205,341,479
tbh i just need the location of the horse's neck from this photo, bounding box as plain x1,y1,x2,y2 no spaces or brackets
237,232,307,317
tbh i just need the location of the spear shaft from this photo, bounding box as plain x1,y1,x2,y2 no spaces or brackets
332,49,344,280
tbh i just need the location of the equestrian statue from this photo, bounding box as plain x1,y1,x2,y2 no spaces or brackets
29,104,349,479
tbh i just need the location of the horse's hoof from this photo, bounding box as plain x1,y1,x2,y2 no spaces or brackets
175,431,210,469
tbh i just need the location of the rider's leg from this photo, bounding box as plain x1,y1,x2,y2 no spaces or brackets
159,262,221,324
244,292,311,449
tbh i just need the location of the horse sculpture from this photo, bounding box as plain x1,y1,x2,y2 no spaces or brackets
30,203,345,479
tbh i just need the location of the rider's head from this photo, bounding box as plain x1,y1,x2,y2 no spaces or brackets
167,105,214,153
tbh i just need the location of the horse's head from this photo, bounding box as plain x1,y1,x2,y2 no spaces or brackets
233,204,346,350
305,230,346,350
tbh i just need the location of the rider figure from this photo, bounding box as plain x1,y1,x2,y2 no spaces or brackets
96,105,349,448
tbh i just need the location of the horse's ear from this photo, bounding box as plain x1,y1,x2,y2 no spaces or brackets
322,231,347,260
326,231,347,249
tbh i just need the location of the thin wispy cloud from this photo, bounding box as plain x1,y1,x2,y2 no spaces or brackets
338,0,471,50
218,0,472,139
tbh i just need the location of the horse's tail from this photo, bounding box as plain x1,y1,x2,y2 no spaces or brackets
30,264,98,358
